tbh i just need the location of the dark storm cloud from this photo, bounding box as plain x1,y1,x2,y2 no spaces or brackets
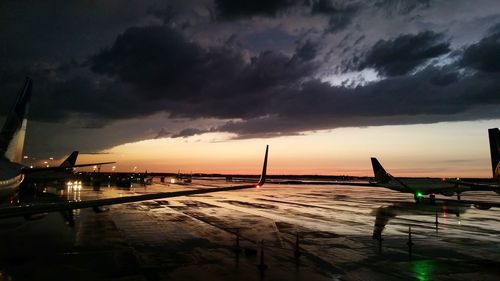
310,1,361,33
311,0,340,14
325,5,359,33
171,128,209,138
91,25,206,97
3,0,500,156
1,24,315,124
89,27,497,140
460,25,500,73
214,0,360,33
213,0,360,16
214,0,300,19
0,0,162,66
374,0,430,15
357,31,451,76
0,63,169,128
4,21,500,145
210,0,432,35
155,128,171,139
90,25,315,119
208,67,500,138
295,40,318,61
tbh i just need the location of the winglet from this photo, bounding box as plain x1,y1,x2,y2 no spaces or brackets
59,151,79,168
256,145,268,187
371,157,391,184
488,128,500,180
0,77,32,163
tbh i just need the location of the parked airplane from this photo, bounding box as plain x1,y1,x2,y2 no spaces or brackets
369,128,500,202
0,145,268,219
23,151,115,184
371,130,500,239
370,157,499,202
0,77,269,219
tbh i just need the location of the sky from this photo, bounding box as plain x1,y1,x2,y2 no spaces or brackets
1,0,500,177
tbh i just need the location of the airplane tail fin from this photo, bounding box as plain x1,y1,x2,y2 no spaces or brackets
59,151,79,168
257,145,268,187
0,77,32,164
488,128,500,180
371,157,391,184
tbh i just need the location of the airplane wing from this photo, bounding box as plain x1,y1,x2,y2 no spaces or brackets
0,145,268,219
72,161,116,168
0,184,258,219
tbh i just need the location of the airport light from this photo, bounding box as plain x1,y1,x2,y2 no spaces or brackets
416,192,424,198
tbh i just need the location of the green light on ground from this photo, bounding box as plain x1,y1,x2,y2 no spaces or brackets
416,192,424,198
411,260,436,281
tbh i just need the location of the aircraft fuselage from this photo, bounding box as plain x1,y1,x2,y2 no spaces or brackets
375,178,461,195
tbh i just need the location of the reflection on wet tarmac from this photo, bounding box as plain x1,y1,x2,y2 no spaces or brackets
372,200,466,240
0,180,500,280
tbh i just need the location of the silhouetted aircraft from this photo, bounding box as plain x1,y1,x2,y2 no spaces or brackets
367,128,500,202
369,158,490,201
1,145,268,219
339,127,500,202
23,151,115,184
367,128,500,240
0,78,269,219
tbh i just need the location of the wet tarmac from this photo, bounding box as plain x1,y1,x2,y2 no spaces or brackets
0,180,500,280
